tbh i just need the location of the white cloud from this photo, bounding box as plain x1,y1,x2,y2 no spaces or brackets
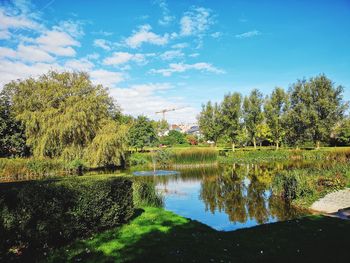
180,7,213,37
0,47,17,58
17,44,55,62
103,52,147,66
125,24,169,49
189,53,199,58
53,20,84,37
160,50,184,61
0,45,54,63
0,58,62,86
150,62,224,76
235,30,261,39
211,31,222,38
90,69,125,88
36,30,80,56
93,39,112,51
171,42,188,49
0,8,41,31
65,58,94,71
156,0,175,26
109,83,197,123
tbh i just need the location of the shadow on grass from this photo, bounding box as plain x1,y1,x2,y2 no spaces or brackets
43,207,350,263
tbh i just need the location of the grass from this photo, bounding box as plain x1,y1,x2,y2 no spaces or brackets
45,207,350,263
272,163,350,208
219,147,350,164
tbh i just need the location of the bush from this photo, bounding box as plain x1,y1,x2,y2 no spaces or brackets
0,176,133,259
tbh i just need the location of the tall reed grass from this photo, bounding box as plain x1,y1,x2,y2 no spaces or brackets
170,148,218,164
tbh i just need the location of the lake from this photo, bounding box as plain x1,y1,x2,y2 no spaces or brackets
133,163,309,231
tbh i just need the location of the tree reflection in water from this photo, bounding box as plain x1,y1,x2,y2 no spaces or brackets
134,162,307,230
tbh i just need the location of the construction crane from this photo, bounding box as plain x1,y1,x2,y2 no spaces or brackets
155,107,186,120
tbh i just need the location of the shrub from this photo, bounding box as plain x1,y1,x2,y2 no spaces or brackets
0,176,133,259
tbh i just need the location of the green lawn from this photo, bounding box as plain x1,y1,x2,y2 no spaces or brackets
45,207,350,263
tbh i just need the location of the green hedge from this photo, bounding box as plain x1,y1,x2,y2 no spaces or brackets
0,176,133,259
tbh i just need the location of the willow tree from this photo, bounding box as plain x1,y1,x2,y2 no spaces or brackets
243,89,264,149
198,101,222,146
6,71,127,165
264,87,288,150
220,92,242,151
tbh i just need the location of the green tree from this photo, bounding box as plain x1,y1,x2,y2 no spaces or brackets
160,130,186,146
198,101,222,145
220,92,242,151
129,115,157,151
287,75,346,149
6,71,127,165
0,87,27,157
334,118,350,146
152,119,169,136
255,122,272,147
264,87,288,150
85,121,129,167
243,89,264,149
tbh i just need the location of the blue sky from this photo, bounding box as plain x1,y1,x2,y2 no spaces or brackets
1,0,349,123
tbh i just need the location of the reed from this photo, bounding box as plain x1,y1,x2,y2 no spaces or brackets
171,148,218,164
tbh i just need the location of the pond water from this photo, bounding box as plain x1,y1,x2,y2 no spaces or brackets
133,163,309,231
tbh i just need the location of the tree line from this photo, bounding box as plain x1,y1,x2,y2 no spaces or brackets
198,74,348,151
0,71,197,165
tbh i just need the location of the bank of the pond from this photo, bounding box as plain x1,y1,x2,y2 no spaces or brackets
219,147,350,164
45,206,350,263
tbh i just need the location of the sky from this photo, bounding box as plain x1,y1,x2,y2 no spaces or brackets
1,0,350,123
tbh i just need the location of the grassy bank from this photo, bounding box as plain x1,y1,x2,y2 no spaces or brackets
272,163,350,208
45,206,350,263
219,147,350,164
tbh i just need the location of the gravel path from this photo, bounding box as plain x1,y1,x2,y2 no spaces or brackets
311,188,350,213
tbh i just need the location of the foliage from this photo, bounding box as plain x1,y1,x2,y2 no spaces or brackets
154,149,173,167
243,89,264,149
255,122,272,145
333,117,350,146
286,75,346,148
133,181,164,208
0,176,133,258
186,134,198,145
129,152,151,166
220,92,242,151
264,87,288,149
84,121,129,167
129,116,157,151
4,71,127,166
152,119,169,136
160,130,186,146
198,101,222,144
0,86,27,157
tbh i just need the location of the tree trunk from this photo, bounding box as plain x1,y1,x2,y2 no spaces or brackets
232,142,235,152
275,141,279,151
316,140,320,150
253,137,257,149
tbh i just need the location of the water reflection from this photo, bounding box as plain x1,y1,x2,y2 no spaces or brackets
134,162,308,231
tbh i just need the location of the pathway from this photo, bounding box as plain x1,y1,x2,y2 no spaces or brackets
311,188,350,218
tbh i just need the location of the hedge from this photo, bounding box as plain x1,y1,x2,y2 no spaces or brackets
0,176,133,260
